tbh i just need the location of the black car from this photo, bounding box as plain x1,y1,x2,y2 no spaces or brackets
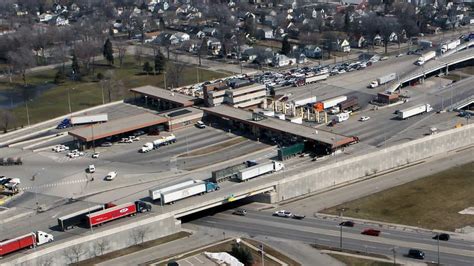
433,233,450,241
407,249,425,260
339,221,355,227
292,214,305,220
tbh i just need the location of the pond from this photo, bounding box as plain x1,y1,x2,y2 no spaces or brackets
0,83,57,109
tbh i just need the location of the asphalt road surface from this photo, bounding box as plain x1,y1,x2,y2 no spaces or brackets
191,210,474,266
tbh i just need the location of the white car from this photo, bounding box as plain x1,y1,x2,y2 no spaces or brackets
359,116,371,121
273,210,293,218
105,171,117,181
68,153,79,158
88,164,96,173
92,152,100,158
54,146,65,152
129,136,140,142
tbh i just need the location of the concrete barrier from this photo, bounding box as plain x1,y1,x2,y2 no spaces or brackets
4,213,180,265
275,123,474,201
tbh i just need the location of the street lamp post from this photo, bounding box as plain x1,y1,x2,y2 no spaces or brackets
338,208,346,251
259,243,264,266
391,246,397,265
437,236,440,265
25,100,30,127
67,87,75,114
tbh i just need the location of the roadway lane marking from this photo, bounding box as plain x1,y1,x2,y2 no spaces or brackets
21,178,89,191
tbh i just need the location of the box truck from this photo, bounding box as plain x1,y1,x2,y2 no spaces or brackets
397,104,433,119
0,231,54,256
369,73,397,88
237,161,284,182
441,39,460,53
86,201,151,227
160,181,220,204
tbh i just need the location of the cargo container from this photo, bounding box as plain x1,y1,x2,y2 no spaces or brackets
237,161,284,182
160,181,219,204
70,114,108,125
369,73,397,88
415,51,436,65
149,179,196,201
210,161,257,183
57,204,107,231
441,39,460,53
0,231,54,256
338,96,359,111
314,96,348,111
397,104,433,119
278,143,305,161
86,201,151,227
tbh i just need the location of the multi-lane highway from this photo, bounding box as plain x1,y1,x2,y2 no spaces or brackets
192,210,474,265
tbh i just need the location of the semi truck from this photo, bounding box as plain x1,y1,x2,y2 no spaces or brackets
139,143,154,153
337,96,359,112
153,134,177,148
415,51,436,65
86,201,151,227
314,96,348,111
57,204,109,231
237,161,284,182
441,39,460,53
210,160,257,183
70,114,108,125
293,74,329,87
0,231,54,256
369,73,397,88
278,143,305,161
397,104,433,119
160,181,220,205
149,179,196,201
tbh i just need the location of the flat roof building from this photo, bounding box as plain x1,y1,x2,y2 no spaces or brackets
203,82,267,109
130,85,198,110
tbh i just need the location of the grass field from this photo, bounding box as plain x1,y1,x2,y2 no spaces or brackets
1,56,228,128
322,163,474,231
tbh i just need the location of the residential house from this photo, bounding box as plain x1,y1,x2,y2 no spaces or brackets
256,28,274,40
303,45,322,58
202,27,217,37
52,16,69,26
206,38,222,56
39,13,53,23
349,35,366,48
272,53,296,67
170,32,190,44
180,39,202,53
337,39,351,52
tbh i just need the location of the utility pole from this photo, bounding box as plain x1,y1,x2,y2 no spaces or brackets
25,100,30,127
437,236,440,265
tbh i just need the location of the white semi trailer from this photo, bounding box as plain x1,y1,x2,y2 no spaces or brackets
70,114,108,125
160,180,219,204
148,179,195,201
398,104,433,119
237,161,284,182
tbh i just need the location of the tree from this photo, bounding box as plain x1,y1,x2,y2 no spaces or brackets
378,17,400,54
197,38,208,66
93,239,110,256
143,62,153,75
62,244,87,264
71,53,80,76
130,227,149,246
7,47,36,86
167,61,186,88
54,70,66,84
230,243,253,265
154,51,167,74
116,41,127,67
0,109,16,133
281,36,291,55
134,45,144,66
103,38,114,65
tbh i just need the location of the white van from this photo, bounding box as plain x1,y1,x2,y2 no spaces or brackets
88,165,96,173
195,121,206,129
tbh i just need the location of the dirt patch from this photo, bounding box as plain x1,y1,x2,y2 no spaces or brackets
321,163,474,231
178,137,246,157
328,254,396,266
75,231,191,266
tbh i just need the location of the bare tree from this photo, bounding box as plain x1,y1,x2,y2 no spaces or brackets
130,227,150,246
0,109,16,133
134,45,144,66
37,256,54,266
167,62,186,88
51,43,70,71
93,239,110,257
7,47,36,86
103,70,127,102
116,41,128,67
75,40,101,74
63,244,88,264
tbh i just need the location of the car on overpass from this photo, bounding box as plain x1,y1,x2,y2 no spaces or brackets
361,228,381,236
273,210,293,218
407,249,425,260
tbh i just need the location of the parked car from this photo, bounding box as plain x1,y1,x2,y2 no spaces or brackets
407,249,425,260
361,229,381,236
101,142,113,147
68,153,79,158
92,152,100,159
339,221,355,227
129,136,140,142
105,171,117,181
232,209,247,216
87,165,96,173
359,116,371,121
273,210,293,218
433,233,450,241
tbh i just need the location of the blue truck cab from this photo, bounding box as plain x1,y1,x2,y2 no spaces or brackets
205,182,220,192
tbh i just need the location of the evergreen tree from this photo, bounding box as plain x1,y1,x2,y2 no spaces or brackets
154,51,167,74
143,62,152,75
281,36,291,55
103,38,114,65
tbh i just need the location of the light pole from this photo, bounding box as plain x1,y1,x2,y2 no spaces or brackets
67,87,75,114
338,208,346,251
32,168,44,213
259,243,264,266
391,246,397,265
25,100,31,127
437,236,440,265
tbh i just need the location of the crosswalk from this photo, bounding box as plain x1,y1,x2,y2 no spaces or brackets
21,178,89,191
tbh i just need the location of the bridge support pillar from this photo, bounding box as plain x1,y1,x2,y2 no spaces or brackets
445,65,449,75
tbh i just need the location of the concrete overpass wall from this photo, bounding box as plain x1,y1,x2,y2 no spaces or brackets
5,213,180,265
275,124,474,201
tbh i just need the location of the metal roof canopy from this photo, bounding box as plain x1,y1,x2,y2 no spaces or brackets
130,85,196,107
203,105,352,147
68,113,168,142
